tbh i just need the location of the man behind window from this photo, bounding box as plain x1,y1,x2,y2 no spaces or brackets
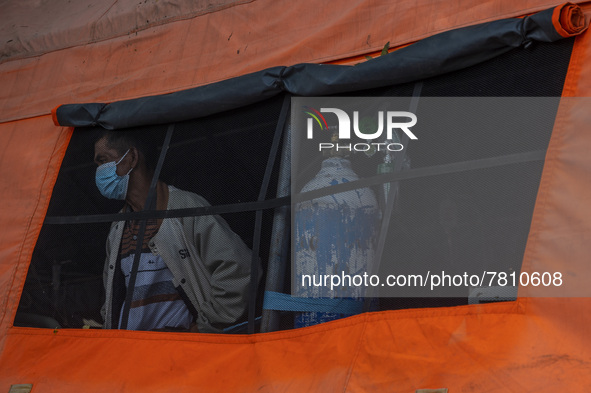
94,129,256,333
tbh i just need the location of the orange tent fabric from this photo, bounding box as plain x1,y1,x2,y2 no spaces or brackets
1,0,587,123
1,1,591,392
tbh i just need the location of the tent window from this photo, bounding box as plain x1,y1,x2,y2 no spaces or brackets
16,97,285,333
15,37,574,333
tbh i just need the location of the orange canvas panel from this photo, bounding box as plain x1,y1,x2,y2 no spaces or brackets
349,298,591,391
0,299,589,392
0,321,366,392
0,119,71,352
0,0,248,63
520,3,591,298
0,0,586,124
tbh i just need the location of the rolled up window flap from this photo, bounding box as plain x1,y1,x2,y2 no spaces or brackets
553,2,589,38
52,102,107,128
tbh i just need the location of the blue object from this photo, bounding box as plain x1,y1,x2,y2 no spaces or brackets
294,157,379,328
95,149,132,200
263,291,364,314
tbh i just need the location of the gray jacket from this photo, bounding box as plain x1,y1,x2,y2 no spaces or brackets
102,187,255,333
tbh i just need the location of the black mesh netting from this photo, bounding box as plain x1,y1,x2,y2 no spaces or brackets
16,37,574,332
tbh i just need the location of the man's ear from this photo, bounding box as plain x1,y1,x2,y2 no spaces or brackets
130,146,140,169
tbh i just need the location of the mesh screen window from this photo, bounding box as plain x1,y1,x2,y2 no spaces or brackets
16,97,284,333
15,37,574,333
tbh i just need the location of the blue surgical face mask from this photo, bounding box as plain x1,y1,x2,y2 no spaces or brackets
95,149,132,200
